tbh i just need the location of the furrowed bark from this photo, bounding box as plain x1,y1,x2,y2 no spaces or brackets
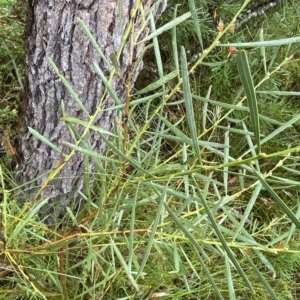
16,0,166,222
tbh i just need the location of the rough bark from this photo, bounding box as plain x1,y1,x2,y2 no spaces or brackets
16,0,166,222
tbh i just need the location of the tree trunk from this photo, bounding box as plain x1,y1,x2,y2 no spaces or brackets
16,0,166,222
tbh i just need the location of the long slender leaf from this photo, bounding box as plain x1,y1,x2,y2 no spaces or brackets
242,113,300,157
225,254,236,300
28,127,62,154
138,12,191,44
9,198,49,242
252,168,300,229
110,238,139,291
128,185,139,274
77,18,111,68
93,62,122,105
171,5,180,74
61,116,116,136
188,0,203,50
242,121,260,170
164,203,225,300
50,60,89,116
286,199,300,244
150,14,164,82
181,46,201,162
259,28,267,74
243,251,279,300
136,183,168,278
236,50,260,153
257,91,300,96
133,70,178,95
219,36,300,47
63,134,151,177
193,95,285,126
202,85,212,131
192,177,252,289
224,123,230,195
233,182,262,241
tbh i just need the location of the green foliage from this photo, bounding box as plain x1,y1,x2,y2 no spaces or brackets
0,0,25,131
1,0,300,299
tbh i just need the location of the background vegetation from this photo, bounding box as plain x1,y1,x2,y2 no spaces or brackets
1,0,300,299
